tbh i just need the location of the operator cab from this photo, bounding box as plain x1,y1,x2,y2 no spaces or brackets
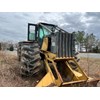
28,23,56,43
28,23,58,53
28,22,75,58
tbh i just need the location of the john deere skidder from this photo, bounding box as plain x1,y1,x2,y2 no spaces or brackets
17,22,99,87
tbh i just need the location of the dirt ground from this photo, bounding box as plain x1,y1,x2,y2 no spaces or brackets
0,51,100,87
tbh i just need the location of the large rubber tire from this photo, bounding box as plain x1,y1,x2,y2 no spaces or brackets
17,41,43,76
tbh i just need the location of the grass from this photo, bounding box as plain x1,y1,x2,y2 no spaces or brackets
0,51,100,86
0,51,38,87
79,57,100,79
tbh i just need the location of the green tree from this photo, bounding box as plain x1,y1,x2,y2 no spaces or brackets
75,31,85,52
84,33,89,52
84,33,96,52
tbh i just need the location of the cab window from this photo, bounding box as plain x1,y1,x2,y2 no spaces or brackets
29,32,35,40
39,26,50,39
28,25,35,41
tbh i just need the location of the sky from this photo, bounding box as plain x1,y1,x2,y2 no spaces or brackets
0,12,100,42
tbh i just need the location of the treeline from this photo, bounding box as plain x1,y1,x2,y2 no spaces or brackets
0,41,17,51
74,31,100,53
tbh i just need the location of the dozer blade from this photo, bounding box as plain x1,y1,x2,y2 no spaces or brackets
61,78,99,87
36,52,100,87
61,80,87,87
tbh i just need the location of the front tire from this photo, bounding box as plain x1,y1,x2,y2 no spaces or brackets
17,41,43,76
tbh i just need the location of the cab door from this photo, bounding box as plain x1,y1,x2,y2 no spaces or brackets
28,23,37,41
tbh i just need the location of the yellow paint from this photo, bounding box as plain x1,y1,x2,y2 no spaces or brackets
36,72,54,87
73,70,82,77
41,37,48,51
36,37,94,86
